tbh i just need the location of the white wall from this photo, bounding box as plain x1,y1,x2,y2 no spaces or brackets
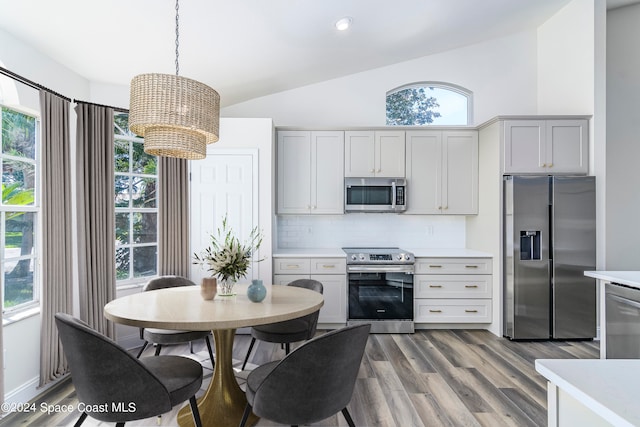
222,30,539,127
0,28,90,101
605,3,640,269
537,0,595,115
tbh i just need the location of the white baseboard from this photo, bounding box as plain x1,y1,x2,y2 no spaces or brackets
5,376,40,405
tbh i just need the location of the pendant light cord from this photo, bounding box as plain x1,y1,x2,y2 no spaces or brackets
175,0,180,76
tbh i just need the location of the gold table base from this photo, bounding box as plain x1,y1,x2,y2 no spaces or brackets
177,329,258,427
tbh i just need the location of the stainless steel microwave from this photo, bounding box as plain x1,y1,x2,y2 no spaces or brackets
344,177,407,213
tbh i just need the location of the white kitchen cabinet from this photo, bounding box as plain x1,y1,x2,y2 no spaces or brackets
503,119,588,174
277,130,344,214
405,130,478,214
344,130,405,177
414,257,492,323
273,257,347,325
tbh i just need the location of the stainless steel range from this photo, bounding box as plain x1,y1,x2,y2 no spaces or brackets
344,247,415,333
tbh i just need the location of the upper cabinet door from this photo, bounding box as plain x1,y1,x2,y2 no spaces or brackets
545,120,588,174
277,131,312,214
344,131,375,177
405,131,442,214
503,120,546,174
442,131,478,214
311,131,344,214
345,130,405,177
376,131,406,177
503,119,589,175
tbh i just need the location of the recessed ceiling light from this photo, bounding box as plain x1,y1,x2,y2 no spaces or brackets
335,17,352,31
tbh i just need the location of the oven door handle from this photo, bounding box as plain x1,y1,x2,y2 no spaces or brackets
347,265,414,274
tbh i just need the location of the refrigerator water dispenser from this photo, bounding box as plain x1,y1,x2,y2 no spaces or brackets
520,231,541,260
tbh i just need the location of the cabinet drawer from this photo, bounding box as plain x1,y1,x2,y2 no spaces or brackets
414,299,491,323
415,258,492,275
310,258,346,275
415,275,492,298
273,258,311,275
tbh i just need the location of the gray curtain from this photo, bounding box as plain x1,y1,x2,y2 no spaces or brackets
75,102,115,338
39,90,73,386
158,157,190,276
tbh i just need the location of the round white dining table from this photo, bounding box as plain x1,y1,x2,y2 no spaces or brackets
103,284,324,427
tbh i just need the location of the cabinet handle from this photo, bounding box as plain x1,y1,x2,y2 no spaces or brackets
429,309,442,313
465,285,478,288
312,205,317,209
541,163,547,167
377,168,382,173
370,169,375,173
429,285,442,288
548,163,553,167
465,265,478,269
429,265,443,268
286,264,301,269
322,265,335,269
437,206,442,210
465,309,479,313
444,206,448,210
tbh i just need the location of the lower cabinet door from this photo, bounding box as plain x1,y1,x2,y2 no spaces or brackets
272,274,347,324
414,299,491,323
312,274,347,324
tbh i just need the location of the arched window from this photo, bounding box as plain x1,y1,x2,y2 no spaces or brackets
386,82,473,126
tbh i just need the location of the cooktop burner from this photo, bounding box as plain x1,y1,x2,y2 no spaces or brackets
342,247,414,264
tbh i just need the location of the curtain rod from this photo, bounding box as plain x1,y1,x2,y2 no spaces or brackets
74,99,128,113
0,66,71,102
0,66,130,113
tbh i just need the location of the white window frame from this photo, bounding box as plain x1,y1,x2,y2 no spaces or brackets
386,81,473,126
114,115,158,288
0,103,41,315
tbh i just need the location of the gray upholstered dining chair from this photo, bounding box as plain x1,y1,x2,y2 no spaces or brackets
54,313,203,427
239,323,371,427
241,278,323,370
136,276,215,367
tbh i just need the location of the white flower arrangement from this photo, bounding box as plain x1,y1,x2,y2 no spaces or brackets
193,216,263,283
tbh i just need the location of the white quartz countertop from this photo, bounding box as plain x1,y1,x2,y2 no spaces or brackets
535,359,640,427
584,271,640,289
273,248,493,258
407,248,492,258
273,249,346,258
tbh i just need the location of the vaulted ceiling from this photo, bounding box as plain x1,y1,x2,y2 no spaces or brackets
0,0,635,106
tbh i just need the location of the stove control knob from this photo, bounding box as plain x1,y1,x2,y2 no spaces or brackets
359,254,366,261
405,254,412,262
350,254,357,261
396,254,403,260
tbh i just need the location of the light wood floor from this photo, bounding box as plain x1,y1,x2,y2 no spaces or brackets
0,329,599,427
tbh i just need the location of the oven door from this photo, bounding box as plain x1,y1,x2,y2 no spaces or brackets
347,265,414,320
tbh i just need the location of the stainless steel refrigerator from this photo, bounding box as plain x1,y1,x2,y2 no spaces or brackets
503,175,596,340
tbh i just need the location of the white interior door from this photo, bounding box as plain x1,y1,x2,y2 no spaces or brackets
189,149,259,284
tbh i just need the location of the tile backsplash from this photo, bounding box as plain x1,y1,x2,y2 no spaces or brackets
276,214,466,249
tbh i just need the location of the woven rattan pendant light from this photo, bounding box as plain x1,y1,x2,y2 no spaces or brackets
128,0,219,160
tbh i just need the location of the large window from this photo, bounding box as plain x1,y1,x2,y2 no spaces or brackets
386,82,472,126
114,113,158,283
1,106,38,312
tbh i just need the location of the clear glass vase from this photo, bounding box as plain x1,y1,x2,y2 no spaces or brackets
218,278,236,296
